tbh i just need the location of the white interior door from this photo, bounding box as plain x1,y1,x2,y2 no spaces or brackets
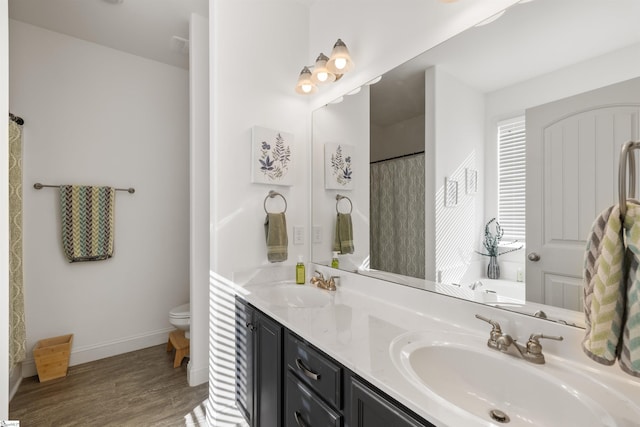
526,77,640,310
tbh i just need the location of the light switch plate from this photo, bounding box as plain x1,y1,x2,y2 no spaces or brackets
313,226,322,244
293,226,304,245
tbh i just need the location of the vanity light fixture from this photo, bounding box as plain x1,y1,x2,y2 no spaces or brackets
295,39,354,95
295,66,318,95
311,53,337,84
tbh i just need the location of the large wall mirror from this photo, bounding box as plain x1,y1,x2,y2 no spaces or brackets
311,0,640,328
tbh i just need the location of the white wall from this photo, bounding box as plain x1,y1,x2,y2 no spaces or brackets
370,115,424,163
312,87,370,269
188,12,209,387
209,0,310,424
429,67,485,284
1,0,9,419
9,21,190,375
308,0,519,109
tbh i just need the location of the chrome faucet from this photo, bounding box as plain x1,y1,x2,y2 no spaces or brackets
310,271,337,291
475,314,563,364
469,280,484,290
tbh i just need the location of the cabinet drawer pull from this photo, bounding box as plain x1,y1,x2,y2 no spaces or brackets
294,411,310,427
295,358,321,381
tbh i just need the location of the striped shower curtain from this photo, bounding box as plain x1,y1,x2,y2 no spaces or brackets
9,120,26,369
370,153,425,279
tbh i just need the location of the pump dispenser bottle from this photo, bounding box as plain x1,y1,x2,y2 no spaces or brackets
296,255,305,284
331,251,339,269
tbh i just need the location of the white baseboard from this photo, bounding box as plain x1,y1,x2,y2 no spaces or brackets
21,327,175,378
187,361,208,386
9,363,23,400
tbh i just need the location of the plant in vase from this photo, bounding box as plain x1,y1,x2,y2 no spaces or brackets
476,218,523,279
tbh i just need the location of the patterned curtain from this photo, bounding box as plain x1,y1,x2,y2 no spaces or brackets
370,153,425,279
9,120,26,369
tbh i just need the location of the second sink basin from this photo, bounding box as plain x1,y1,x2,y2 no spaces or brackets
250,283,332,308
390,330,640,426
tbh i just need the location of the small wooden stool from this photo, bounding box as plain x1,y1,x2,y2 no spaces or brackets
166,330,190,368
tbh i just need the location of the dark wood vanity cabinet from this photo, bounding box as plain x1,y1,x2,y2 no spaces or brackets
235,297,434,427
235,298,283,427
349,377,431,427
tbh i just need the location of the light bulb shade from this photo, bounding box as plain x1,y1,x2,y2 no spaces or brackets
311,53,336,84
295,66,318,95
327,39,354,74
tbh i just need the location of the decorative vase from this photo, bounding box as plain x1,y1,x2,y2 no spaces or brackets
487,256,500,279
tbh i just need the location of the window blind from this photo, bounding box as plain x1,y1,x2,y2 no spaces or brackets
498,117,526,242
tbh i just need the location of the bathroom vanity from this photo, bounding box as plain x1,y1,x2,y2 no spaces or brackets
236,296,432,427
233,267,640,427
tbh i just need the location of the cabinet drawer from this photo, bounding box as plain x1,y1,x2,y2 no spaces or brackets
286,332,342,408
286,371,342,427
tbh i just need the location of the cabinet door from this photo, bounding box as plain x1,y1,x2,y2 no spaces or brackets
235,298,254,424
255,311,283,427
349,377,433,427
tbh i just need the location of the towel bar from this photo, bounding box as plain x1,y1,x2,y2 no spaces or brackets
336,194,353,214
264,190,287,214
34,183,135,194
618,141,640,216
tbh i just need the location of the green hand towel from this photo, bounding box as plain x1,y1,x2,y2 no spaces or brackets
265,213,288,263
582,205,625,365
621,205,640,377
60,185,115,262
333,213,354,255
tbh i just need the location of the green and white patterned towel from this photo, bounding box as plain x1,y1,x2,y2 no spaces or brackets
583,205,625,365
621,205,640,377
60,185,115,262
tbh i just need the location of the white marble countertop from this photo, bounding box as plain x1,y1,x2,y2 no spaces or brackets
233,265,640,427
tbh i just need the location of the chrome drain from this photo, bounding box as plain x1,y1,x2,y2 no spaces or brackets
489,409,510,423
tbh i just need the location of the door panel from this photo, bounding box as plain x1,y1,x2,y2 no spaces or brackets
526,77,640,307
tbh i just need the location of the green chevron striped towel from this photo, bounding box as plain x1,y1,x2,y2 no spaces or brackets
60,185,115,262
621,205,640,377
583,205,626,365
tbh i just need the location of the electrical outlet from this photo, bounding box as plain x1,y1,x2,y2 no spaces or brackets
293,226,304,245
313,226,322,244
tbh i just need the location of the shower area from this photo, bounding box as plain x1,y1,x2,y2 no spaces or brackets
8,113,26,391
369,152,426,279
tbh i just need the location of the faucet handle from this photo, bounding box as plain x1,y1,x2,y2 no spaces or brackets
475,314,502,334
526,333,563,355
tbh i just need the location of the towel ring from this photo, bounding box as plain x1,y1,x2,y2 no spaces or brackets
336,194,353,214
618,140,640,216
264,190,287,214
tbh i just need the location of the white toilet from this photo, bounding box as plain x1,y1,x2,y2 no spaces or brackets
169,303,191,339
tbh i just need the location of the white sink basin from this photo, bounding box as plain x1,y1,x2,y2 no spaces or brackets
390,330,640,426
250,283,332,308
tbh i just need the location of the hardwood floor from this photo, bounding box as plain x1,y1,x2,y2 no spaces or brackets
9,344,208,427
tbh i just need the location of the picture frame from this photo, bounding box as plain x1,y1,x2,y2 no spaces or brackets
465,168,478,194
445,177,458,207
325,143,354,190
251,126,294,186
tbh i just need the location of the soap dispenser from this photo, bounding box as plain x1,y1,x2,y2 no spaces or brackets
331,251,340,269
296,255,306,284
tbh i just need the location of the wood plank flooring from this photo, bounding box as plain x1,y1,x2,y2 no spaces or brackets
9,344,208,427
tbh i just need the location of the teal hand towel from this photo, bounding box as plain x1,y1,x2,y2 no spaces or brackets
621,205,640,377
60,185,115,262
582,205,625,365
333,213,354,255
265,213,288,263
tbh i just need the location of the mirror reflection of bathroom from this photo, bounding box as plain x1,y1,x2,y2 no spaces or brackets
311,0,640,328
7,0,208,423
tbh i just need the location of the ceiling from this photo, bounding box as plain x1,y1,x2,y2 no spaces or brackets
370,0,640,127
8,0,208,69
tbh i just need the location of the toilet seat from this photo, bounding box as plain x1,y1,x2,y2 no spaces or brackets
169,303,190,319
